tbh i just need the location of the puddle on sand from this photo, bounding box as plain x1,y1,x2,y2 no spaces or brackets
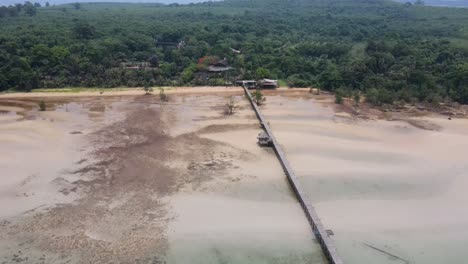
262,95,468,264
0,109,20,119
0,105,26,123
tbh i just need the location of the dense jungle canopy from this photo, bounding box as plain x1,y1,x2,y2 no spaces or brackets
1,0,468,104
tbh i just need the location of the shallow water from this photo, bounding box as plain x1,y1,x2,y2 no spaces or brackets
262,95,468,264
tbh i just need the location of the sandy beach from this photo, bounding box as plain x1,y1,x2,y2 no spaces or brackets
1,87,468,263
261,92,468,264
0,88,325,263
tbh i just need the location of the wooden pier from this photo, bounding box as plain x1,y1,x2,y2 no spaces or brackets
243,86,344,264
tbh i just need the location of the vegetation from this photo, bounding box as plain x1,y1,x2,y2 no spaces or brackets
38,100,46,111
335,89,345,104
0,2,39,18
1,0,468,105
144,85,153,95
159,87,168,101
309,88,321,95
252,89,266,105
224,96,238,115
353,91,361,106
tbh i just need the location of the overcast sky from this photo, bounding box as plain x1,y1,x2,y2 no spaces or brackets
1,0,467,7
0,0,207,6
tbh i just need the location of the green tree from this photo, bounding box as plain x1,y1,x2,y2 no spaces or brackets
31,44,52,67
74,22,96,40
255,67,270,79
23,2,37,16
181,63,197,83
149,55,159,67
0,6,7,18
319,64,342,91
7,6,19,16
335,88,345,104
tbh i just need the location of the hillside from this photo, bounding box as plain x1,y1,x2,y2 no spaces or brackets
1,0,468,104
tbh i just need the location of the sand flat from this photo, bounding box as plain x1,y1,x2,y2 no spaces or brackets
165,94,326,263
3,87,466,263
0,91,326,264
262,94,468,264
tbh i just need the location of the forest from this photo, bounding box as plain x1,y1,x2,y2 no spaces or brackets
1,0,468,105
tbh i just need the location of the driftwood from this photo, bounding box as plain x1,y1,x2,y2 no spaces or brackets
363,243,410,264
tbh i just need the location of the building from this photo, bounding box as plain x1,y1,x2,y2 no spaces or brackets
258,79,278,88
235,80,257,89
194,57,236,84
206,58,234,73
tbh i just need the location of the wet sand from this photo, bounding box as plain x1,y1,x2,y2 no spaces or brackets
261,93,468,264
0,91,325,263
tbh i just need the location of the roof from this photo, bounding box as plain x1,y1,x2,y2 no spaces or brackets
259,78,278,83
207,66,234,72
211,59,229,67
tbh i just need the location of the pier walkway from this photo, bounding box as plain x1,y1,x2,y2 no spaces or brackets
243,86,344,264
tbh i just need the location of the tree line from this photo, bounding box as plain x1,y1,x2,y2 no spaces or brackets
0,0,468,104
0,1,42,17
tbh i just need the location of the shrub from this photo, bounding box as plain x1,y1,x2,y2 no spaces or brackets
224,96,238,115
38,100,46,111
207,78,225,86
427,93,442,106
353,91,361,106
335,88,345,104
159,88,168,101
144,85,153,95
287,74,310,88
252,89,266,105
365,88,395,106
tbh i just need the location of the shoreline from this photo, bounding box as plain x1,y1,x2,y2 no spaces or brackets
1,86,467,132
0,86,245,99
1,87,468,263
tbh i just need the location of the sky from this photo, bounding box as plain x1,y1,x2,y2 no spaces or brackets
395,0,468,7
0,0,207,5
1,0,467,7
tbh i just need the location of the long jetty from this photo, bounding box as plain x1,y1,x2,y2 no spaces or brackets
243,86,344,264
